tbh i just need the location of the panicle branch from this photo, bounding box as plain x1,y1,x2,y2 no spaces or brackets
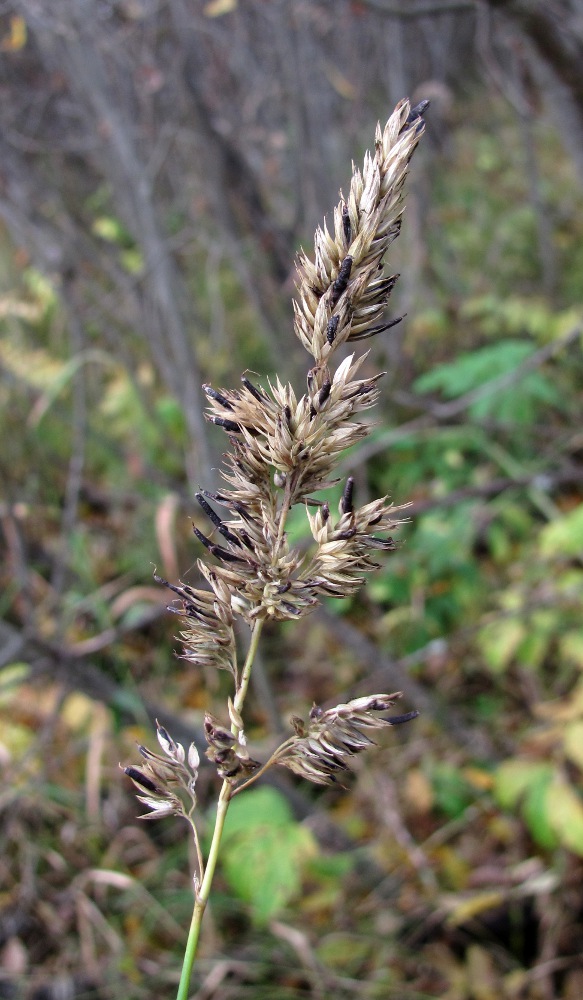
273,694,420,786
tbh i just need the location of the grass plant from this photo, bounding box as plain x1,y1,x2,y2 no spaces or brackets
123,97,428,998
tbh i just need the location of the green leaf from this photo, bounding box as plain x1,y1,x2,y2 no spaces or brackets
316,933,372,974
478,618,525,674
222,786,293,837
546,780,583,856
430,763,474,819
539,506,583,559
563,722,583,772
522,772,558,850
493,760,553,810
217,788,318,925
559,631,583,669
413,340,559,424
515,609,557,670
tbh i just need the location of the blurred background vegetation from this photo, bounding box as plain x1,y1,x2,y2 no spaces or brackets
1,1,583,998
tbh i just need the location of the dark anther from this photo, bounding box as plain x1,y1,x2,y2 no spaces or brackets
365,315,404,339
321,502,330,522
211,416,241,433
337,527,357,540
284,405,292,424
342,203,351,246
124,767,161,794
193,526,244,563
192,526,214,551
195,493,241,547
241,376,267,402
238,530,253,550
318,380,331,408
326,315,339,344
229,499,253,521
406,99,430,124
276,581,292,594
309,704,324,720
203,384,233,410
154,574,192,603
383,273,400,295
330,255,353,308
387,711,420,725
280,601,302,616
195,492,222,528
367,535,396,551
340,476,355,514
200,488,228,505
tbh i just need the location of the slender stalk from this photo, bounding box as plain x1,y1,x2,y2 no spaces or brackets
231,738,298,798
176,617,264,1000
233,617,265,718
186,813,205,885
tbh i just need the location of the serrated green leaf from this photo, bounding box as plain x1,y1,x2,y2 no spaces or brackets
413,340,559,424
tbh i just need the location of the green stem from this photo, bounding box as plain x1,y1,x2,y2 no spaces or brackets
176,480,294,998
233,616,264,719
175,618,264,1000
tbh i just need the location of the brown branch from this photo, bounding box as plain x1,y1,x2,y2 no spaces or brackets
407,465,583,517
360,0,476,16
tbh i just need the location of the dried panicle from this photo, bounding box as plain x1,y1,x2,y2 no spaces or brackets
154,573,238,677
274,694,419,786
122,720,200,820
297,490,410,600
156,98,427,656
293,98,427,363
204,711,262,782
122,107,424,999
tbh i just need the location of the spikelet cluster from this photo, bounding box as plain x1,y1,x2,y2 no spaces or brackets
122,722,200,819
204,699,262,781
158,98,428,655
274,694,419,786
293,98,428,362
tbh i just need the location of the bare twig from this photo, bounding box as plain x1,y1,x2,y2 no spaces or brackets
361,0,475,16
